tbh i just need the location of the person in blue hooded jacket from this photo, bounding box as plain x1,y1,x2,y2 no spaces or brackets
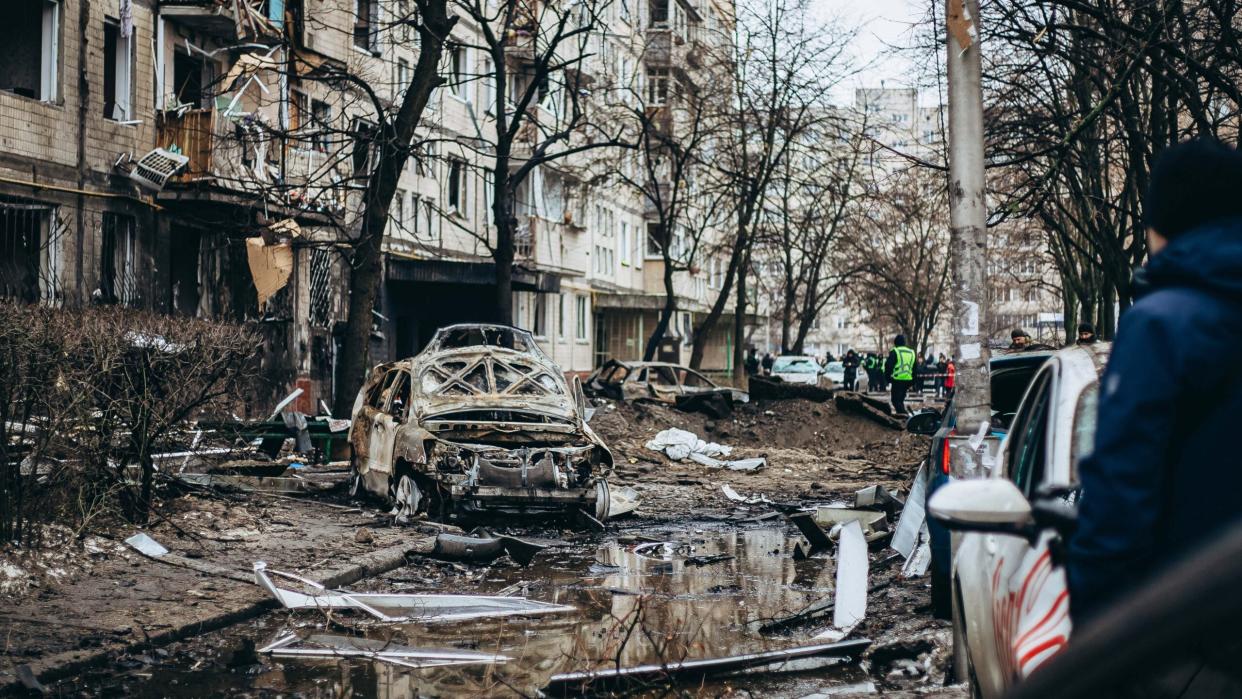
1067,138,1242,626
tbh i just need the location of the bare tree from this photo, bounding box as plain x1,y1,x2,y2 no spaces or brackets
688,0,856,377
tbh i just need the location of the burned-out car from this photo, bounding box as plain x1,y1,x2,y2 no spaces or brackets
349,324,614,522
584,360,749,405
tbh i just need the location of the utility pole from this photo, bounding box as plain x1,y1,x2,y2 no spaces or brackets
945,0,991,433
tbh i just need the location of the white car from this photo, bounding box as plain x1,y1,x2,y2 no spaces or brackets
771,356,824,385
928,344,1110,698
824,361,846,386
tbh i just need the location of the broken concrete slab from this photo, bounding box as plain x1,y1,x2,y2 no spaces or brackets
854,485,902,515
814,506,888,542
543,639,871,695
254,562,575,622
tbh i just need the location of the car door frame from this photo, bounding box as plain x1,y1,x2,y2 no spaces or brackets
955,360,1059,698
359,367,410,494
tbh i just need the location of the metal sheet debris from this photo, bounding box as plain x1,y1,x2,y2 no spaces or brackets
788,511,833,553
254,562,575,622
833,520,869,630
608,485,641,517
721,484,772,505
900,530,932,578
124,533,169,557
259,633,509,669
891,463,928,558
543,639,871,695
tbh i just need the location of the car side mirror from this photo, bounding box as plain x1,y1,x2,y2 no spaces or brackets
928,479,1035,537
905,410,942,435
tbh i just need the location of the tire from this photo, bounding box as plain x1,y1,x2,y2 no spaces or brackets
952,582,982,698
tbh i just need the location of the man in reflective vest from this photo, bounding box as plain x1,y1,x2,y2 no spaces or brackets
885,334,916,416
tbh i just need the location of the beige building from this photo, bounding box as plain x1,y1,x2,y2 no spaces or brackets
0,0,744,413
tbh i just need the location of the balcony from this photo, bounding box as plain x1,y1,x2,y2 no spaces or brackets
156,109,217,183
160,0,284,42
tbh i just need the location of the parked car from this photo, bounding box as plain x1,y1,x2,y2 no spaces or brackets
584,359,749,404
824,361,846,387
770,355,824,385
349,324,614,522
905,350,1055,618
927,343,1111,698
1007,519,1242,699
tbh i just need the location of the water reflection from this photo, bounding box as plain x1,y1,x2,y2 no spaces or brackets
297,527,837,698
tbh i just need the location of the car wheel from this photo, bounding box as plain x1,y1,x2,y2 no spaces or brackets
952,582,982,698
390,473,421,523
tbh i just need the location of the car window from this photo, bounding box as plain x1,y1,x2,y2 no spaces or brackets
366,369,399,410
650,366,677,386
1070,383,1099,480
773,358,818,373
680,369,714,388
386,371,411,420
603,365,629,383
1008,368,1053,497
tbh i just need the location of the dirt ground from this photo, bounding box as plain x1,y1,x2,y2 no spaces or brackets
1,396,962,697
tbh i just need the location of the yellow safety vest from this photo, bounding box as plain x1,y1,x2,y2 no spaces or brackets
892,346,916,381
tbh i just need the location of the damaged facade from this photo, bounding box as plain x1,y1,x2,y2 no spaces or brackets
0,0,748,416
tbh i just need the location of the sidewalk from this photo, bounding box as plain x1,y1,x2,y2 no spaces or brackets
0,493,439,690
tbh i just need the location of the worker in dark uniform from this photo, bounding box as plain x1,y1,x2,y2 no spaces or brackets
842,349,860,391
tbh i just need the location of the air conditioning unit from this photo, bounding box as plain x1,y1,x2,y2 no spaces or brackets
130,148,190,191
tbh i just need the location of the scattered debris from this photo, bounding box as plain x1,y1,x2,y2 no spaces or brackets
833,520,869,629
543,639,871,695
789,512,833,553
124,533,169,557
721,484,772,505
646,428,767,470
254,562,574,622
15,664,45,693
259,633,509,669
814,506,890,544
607,485,641,517
430,532,547,567
891,463,928,559
854,485,902,516
584,359,749,406
176,472,342,494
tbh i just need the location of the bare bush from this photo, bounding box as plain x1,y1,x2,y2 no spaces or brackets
0,304,259,544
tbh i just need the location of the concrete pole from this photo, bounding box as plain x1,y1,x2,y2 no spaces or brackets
945,0,991,433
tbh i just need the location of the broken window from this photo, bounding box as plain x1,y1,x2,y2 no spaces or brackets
532,293,547,337
172,51,205,108
646,68,670,106
354,0,379,52
575,294,587,340
98,213,137,306
0,198,59,303
308,248,332,327
351,119,376,177
649,0,669,27
310,99,332,152
103,20,132,121
0,0,58,101
447,159,467,216
448,45,467,100
649,366,676,386
646,221,665,257
169,227,201,316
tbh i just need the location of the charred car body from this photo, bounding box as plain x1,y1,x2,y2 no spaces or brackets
584,360,749,405
349,324,614,522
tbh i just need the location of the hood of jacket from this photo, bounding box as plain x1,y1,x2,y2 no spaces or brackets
1143,217,1242,300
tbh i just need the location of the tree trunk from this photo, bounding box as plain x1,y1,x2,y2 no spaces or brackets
732,248,749,383
334,1,454,417
644,257,678,361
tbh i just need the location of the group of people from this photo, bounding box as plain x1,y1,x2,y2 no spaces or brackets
839,339,957,415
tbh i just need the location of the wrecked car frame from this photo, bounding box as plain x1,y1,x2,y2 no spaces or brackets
584,359,749,406
349,324,614,522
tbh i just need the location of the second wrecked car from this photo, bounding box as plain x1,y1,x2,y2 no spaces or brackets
349,324,614,522
584,359,749,405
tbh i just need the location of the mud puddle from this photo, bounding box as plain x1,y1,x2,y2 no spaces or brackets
53,524,880,697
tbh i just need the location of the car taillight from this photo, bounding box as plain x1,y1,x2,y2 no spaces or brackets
941,432,954,475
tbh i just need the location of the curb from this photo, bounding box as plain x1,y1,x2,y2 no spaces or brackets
3,540,422,695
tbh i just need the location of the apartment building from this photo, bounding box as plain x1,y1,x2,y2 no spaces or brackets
0,0,743,414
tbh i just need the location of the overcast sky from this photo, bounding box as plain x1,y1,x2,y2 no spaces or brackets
811,0,943,106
